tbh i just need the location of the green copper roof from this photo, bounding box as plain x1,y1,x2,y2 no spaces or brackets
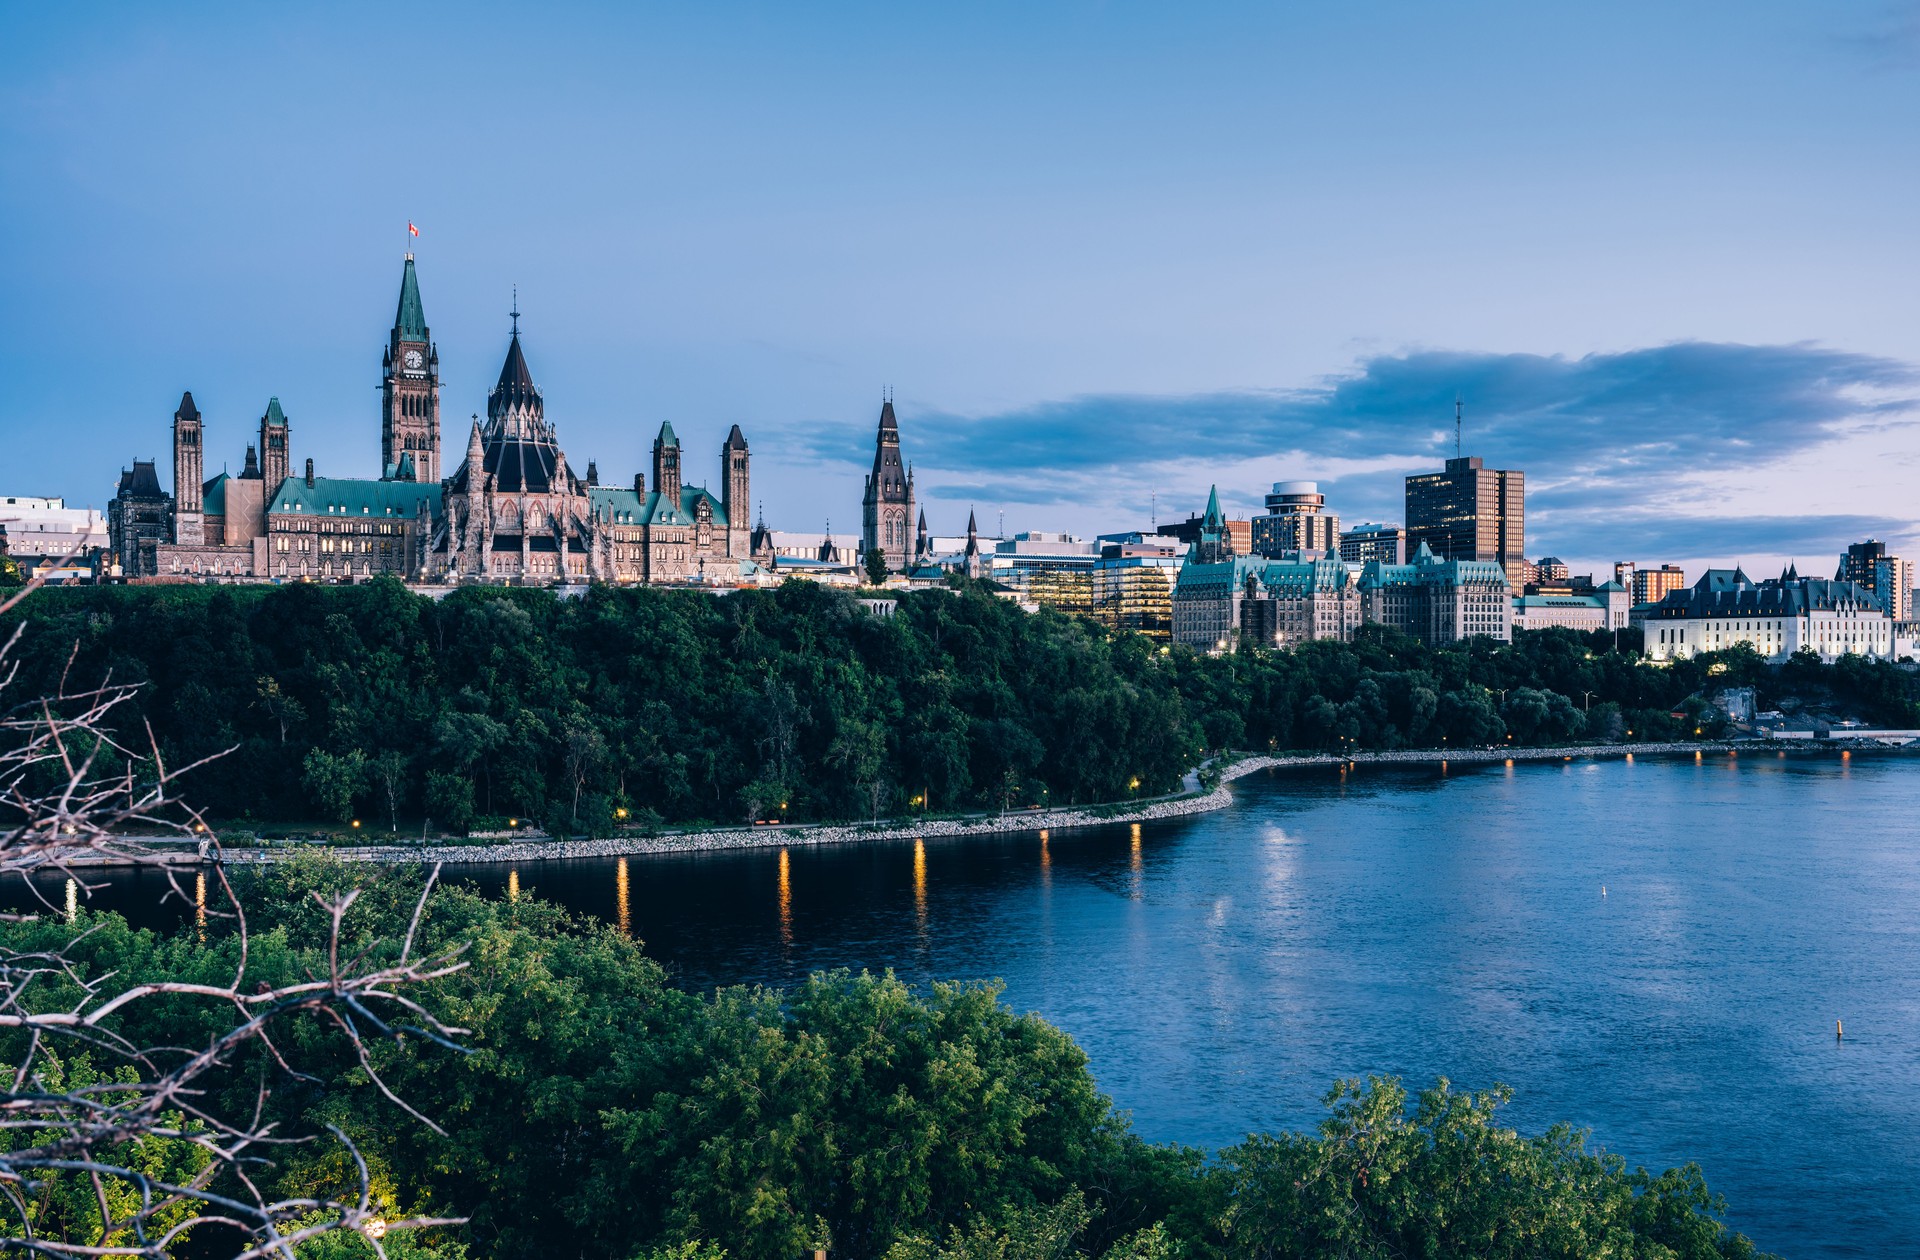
264,397,287,425
272,476,440,518
587,484,728,529
202,473,229,517
656,420,680,448
1203,485,1224,530
394,256,428,340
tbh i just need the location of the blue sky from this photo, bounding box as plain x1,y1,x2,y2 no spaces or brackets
3,2,1917,578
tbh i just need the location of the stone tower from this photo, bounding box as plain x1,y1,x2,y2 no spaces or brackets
722,424,750,556
381,253,440,482
258,396,290,490
860,396,915,572
653,422,682,506
172,391,204,545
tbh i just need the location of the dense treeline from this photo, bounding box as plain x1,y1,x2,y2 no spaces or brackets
0,580,1191,833
0,859,1772,1260
3,581,1916,834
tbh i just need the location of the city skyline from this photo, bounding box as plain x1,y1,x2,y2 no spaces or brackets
5,3,1918,579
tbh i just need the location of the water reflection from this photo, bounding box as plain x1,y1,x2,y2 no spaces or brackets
777,848,792,948
3,757,1914,1258
912,838,927,937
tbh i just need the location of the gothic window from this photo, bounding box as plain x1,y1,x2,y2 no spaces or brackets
528,502,545,530
497,500,520,531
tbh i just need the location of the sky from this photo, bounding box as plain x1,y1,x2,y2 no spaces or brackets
3,1,1917,579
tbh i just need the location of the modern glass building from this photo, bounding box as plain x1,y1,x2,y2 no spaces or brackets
1404,456,1525,586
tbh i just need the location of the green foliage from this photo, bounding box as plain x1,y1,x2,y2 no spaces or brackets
0,581,1198,827
3,585,1907,841
0,1050,211,1248
304,747,367,823
0,861,1772,1260
866,548,890,587
1211,1076,1763,1259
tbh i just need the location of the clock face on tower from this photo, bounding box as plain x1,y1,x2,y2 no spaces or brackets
404,350,423,371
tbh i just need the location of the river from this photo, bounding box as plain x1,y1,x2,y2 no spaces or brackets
25,752,1920,1256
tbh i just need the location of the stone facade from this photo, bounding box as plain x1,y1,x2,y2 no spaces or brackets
860,397,915,573
110,253,761,588
1358,541,1513,644
1642,566,1893,663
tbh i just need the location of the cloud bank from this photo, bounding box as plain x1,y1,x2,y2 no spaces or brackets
795,342,1920,570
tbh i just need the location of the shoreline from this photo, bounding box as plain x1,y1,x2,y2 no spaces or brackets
209,739,1752,867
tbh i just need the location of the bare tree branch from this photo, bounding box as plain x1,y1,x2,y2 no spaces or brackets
0,608,470,1256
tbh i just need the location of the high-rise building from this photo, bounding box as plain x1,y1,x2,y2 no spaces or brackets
1404,456,1524,586
860,397,915,573
1838,540,1912,621
1631,564,1686,607
1250,480,1339,556
1340,523,1407,566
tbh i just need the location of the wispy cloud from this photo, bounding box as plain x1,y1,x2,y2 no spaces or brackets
788,342,1920,564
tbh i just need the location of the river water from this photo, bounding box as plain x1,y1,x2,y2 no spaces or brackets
29,753,1920,1256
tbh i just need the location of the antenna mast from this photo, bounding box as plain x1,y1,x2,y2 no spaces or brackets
1455,395,1463,459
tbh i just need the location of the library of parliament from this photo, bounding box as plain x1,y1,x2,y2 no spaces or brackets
108,256,763,585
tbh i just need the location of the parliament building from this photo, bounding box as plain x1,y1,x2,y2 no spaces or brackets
110,256,761,586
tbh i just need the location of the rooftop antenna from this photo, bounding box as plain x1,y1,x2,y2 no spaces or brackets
1455,395,1463,459
510,286,520,336
1151,489,1157,529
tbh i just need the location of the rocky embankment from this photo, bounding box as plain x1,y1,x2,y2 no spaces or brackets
214,740,1731,866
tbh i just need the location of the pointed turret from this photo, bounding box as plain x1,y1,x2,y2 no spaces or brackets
862,393,914,571
241,444,260,479
384,255,439,481
962,509,986,578
1203,485,1224,530
724,423,748,450
175,391,200,424
488,331,543,433
395,254,429,341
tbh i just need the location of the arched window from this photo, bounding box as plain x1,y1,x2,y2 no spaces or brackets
497,500,519,531
528,502,545,530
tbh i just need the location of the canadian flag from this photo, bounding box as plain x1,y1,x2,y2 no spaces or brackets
408,222,420,238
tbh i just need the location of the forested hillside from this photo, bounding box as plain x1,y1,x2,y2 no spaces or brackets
4,580,1913,834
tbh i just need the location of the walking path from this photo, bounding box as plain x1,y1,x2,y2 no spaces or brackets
208,740,1734,866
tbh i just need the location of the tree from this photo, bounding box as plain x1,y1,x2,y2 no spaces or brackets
865,547,890,587
369,747,410,832
563,720,608,825
304,746,368,824
425,768,477,834
0,578,467,1257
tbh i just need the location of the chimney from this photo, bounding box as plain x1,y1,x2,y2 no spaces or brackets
304,458,315,488
633,472,646,497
